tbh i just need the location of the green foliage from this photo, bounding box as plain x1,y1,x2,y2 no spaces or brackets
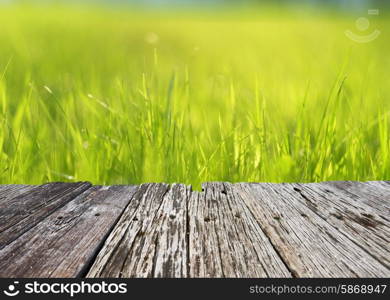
0,4,389,188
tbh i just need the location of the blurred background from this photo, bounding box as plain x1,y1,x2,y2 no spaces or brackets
0,0,388,9
0,0,389,186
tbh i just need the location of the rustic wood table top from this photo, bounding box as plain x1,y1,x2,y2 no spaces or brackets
0,181,389,278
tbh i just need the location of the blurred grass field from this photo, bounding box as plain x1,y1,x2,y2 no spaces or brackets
0,3,389,187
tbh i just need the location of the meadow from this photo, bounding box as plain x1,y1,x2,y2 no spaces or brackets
0,3,389,188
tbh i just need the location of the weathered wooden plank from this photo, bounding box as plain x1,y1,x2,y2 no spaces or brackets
366,180,390,189
0,181,389,278
324,181,390,214
234,183,390,277
0,185,36,202
87,183,190,278
188,182,291,278
288,182,390,268
364,182,390,219
0,182,92,250
0,185,137,278
365,180,390,190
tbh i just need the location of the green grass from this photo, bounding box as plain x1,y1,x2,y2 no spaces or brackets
0,4,389,188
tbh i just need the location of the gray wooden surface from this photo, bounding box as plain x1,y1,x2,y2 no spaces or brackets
0,181,389,278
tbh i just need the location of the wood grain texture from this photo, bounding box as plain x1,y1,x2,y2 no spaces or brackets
289,182,390,268
233,183,390,277
366,181,390,191
0,182,92,250
188,182,291,277
87,183,190,278
0,185,36,202
0,185,136,278
324,181,390,214
0,181,389,278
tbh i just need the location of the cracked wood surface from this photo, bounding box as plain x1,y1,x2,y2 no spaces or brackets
0,182,92,250
0,181,389,278
188,182,291,277
233,183,390,277
290,182,390,268
0,185,136,277
87,183,190,278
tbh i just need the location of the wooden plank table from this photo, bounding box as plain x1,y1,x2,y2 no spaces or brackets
0,181,389,278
